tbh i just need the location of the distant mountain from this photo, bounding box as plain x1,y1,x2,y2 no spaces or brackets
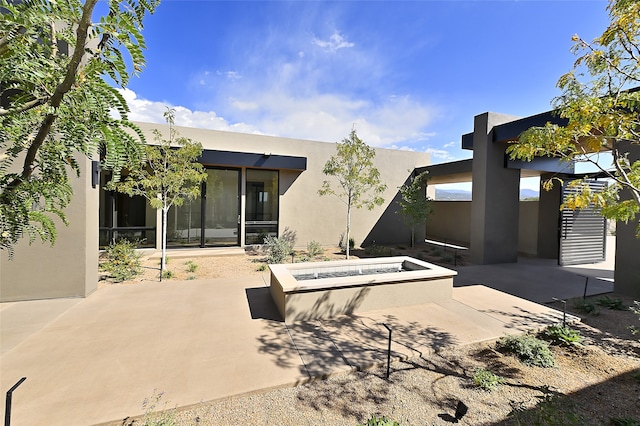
435,189,471,200
520,189,539,200
434,188,539,201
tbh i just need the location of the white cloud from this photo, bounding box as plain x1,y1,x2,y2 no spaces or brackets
120,87,440,151
443,141,456,148
424,147,457,161
118,88,261,134
313,31,354,52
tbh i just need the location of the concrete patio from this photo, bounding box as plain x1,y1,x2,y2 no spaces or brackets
0,262,590,426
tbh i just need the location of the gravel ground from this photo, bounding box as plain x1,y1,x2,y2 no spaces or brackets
100,247,640,426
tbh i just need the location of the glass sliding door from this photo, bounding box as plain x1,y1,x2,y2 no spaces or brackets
167,168,240,247
203,168,240,246
166,195,202,247
245,169,278,244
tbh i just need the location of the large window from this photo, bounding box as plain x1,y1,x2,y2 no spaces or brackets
166,168,240,247
245,169,278,244
99,172,156,248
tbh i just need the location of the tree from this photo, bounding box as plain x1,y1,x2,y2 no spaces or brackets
107,108,207,280
319,129,386,259
506,0,640,234
397,170,432,248
0,0,159,255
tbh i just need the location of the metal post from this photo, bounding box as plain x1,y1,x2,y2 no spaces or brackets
5,377,26,426
583,276,589,300
383,323,392,379
552,298,567,327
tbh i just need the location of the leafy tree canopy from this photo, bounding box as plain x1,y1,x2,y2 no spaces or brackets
506,0,640,233
0,0,159,254
106,108,207,277
397,170,432,247
319,129,386,258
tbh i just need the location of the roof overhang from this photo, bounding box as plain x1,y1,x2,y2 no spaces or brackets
199,149,307,171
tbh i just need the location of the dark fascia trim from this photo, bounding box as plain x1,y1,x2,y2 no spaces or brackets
493,110,568,143
461,109,568,150
416,158,473,177
507,157,575,174
198,149,307,171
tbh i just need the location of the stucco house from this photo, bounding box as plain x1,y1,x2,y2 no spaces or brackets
0,124,430,302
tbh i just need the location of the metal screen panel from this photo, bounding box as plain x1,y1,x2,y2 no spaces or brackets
559,180,607,266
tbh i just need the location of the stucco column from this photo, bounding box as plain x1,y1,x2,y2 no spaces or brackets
470,112,521,264
537,173,561,258
614,142,640,297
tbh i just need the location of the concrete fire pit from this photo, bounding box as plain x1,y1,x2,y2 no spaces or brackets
269,256,457,324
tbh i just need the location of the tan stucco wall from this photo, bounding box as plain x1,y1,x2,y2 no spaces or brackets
427,200,539,256
1,156,99,302
135,122,431,249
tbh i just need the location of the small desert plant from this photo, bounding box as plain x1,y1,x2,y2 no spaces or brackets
256,263,267,271
100,239,142,282
264,235,292,264
630,302,640,336
186,275,196,281
161,270,174,279
541,324,583,345
472,368,504,391
497,334,555,367
139,391,177,426
364,244,390,256
185,260,198,273
573,299,599,315
338,233,355,252
509,388,583,426
610,419,640,426
358,414,401,426
596,296,627,310
307,240,323,258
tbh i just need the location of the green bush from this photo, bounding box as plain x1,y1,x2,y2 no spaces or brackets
185,260,198,273
497,334,555,367
338,233,355,252
472,368,504,391
161,270,174,279
358,414,401,426
364,244,390,256
573,299,599,315
100,240,142,282
541,324,583,345
597,296,627,310
140,391,177,426
307,240,323,258
256,263,267,271
264,235,292,264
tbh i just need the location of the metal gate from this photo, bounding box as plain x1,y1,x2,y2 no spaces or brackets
559,180,608,266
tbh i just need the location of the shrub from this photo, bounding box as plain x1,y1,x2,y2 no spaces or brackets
256,263,267,271
497,334,555,367
364,244,389,256
610,419,640,426
573,299,599,315
358,414,401,426
307,240,323,258
541,324,583,345
161,270,174,279
140,391,177,426
472,368,504,391
596,296,627,310
100,240,142,282
338,233,355,252
185,260,198,273
264,235,292,264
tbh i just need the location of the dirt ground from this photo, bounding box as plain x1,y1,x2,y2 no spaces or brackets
100,244,640,425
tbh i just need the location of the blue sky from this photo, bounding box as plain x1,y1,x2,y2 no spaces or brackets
117,0,610,181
